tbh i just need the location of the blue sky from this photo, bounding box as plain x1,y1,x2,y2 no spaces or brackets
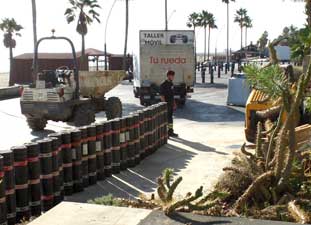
0,0,306,72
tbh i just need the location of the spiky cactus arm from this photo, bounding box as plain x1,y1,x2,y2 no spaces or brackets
274,126,288,179
277,62,311,190
265,107,284,170
166,177,182,202
164,186,203,215
288,200,311,224
234,171,274,213
255,122,263,158
256,106,281,121
157,177,168,203
240,143,255,159
163,168,173,189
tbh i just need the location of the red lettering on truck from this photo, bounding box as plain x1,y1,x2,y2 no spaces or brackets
150,56,186,64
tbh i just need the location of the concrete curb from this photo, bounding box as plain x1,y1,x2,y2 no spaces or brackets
28,202,301,225
0,86,20,100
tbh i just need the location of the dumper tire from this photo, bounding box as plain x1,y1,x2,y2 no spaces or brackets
106,97,122,120
73,104,95,127
26,116,47,131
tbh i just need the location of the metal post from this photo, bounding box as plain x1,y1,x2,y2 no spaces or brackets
165,0,168,30
104,43,107,71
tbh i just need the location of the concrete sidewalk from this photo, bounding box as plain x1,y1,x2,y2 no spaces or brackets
28,202,301,225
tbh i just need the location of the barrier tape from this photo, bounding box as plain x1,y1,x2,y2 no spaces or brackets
73,161,82,166
15,183,28,190
88,172,97,177
63,163,73,168
29,201,41,207
112,147,120,151
53,171,60,176
104,148,112,153
0,172,4,178
29,179,40,185
28,156,39,163
64,181,73,187
104,165,112,169
7,212,16,219
0,197,5,203
16,206,30,212
3,165,13,171
88,155,96,160
5,189,15,195
96,152,104,156
41,195,54,201
61,143,72,149
40,174,53,179
14,161,28,167
71,141,81,148
87,136,96,142
111,130,121,134
39,152,52,158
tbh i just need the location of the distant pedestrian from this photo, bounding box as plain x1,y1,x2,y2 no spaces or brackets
160,70,178,138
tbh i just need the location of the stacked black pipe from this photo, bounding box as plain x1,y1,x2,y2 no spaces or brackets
48,133,64,202
137,110,146,159
61,132,73,196
80,127,89,187
12,146,30,222
95,123,105,180
0,155,7,225
111,119,121,174
38,139,54,212
87,125,97,185
25,143,41,216
2,150,15,225
126,115,135,167
120,118,128,170
103,122,112,177
132,114,141,165
71,130,83,192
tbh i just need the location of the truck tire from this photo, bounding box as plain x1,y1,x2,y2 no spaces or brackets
73,104,95,127
106,97,122,120
26,116,47,131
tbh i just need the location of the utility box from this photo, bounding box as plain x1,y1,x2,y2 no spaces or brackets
227,73,251,106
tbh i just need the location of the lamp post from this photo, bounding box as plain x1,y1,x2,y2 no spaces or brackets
165,0,168,30
104,0,118,71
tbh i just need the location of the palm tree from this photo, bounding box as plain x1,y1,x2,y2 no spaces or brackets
222,0,235,64
31,0,37,81
186,12,199,65
0,18,23,86
206,13,217,61
65,0,101,59
243,15,252,47
290,0,311,28
234,8,247,50
123,0,129,71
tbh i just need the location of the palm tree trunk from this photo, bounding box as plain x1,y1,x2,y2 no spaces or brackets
81,34,85,70
245,28,247,48
9,45,14,86
194,26,197,68
226,2,229,64
204,26,207,62
208,26,211,62
31,0,37,81
306,0,311,28
240,26,243,50
123,0,129,71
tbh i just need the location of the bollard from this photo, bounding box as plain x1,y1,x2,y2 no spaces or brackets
95,123,105,180
210,68,214,84
142,108,151,156
218,65,221,78
150,106,157,153
12,146,30,222
25,143,41,216
60,132,73,196
137,110,146,159
133,113,141,164
126,115,135,167
38,139,54,212
71,130,83,192
162,102,168,144
48,133,64,202
87,125,97,185
2,150,15,225
0,155,7,225
119,118,128,170
111,119,121,174
103,122,112,177
155,104,161,149
80,127,89,187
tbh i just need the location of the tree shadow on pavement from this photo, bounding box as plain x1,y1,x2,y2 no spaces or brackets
67,143,196,202
170,137,228,155
175,99,244,123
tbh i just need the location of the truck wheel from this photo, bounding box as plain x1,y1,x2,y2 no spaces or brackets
73,104,95,127
26,116,47,131
106,97,122,120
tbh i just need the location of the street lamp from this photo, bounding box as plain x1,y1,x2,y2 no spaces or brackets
104,0,118,71
165,0,168,30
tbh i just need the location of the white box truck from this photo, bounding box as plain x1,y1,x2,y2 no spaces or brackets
133,30,195,106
